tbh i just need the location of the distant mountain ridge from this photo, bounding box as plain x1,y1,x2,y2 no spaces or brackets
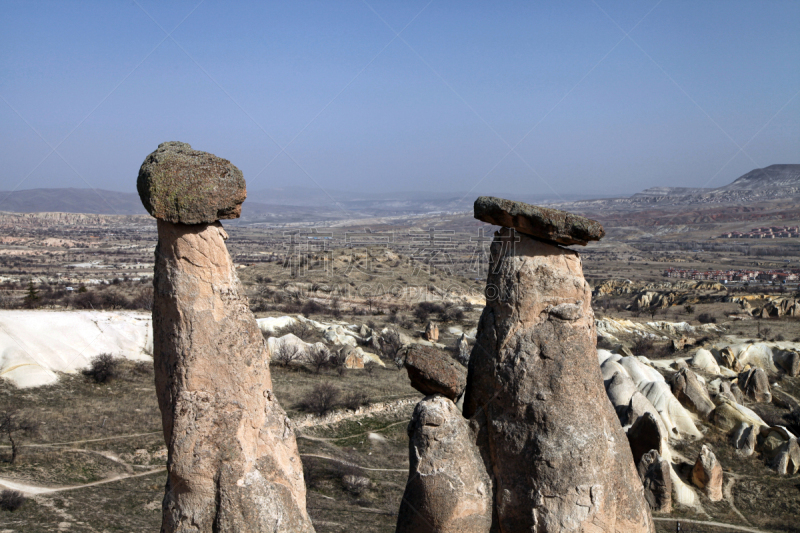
0,188,147,215
564,164,800,211
721,164,800,190
1,164,796,218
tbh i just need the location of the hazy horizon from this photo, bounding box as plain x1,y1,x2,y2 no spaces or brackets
2,1,798,205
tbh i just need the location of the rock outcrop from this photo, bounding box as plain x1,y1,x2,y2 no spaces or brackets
404,344,467,400
637,450,672,513
425,321,439,342
732,422,757,457
456,333,471,365
464,216,652,532
691,445,723,502
668,368,715,419
737,367,772,403
396,395,492,533
711,399,766,433
774,349,800,377
143,143,314,533
627,412,666,467
771,438,800,475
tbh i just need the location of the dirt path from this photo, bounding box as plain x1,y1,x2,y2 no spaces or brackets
0,467,164,496
301,453,407,473
298,420,407,442
0,431,162,449
652,517,770,533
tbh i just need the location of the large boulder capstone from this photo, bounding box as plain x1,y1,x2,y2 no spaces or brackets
473,196,605,246
396,395,492,533
464,220,652,532
138,141,246,224
142,144,314,533
404,344,467,401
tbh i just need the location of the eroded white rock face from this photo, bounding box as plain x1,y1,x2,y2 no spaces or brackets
256,315,298,335
600,353,701,440
266,334,328,363
0,310,153,388
596,317,723,342
690,349,720,375
599,348,703,509
719,343,779,373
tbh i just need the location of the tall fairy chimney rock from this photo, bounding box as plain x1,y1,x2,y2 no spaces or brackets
465,197,653,532
138,142,315,533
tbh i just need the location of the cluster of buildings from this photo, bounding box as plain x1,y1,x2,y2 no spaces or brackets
717,226,800,239
663,267,799,283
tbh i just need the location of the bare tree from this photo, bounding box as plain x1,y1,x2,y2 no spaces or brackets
272,341,303,367
364,294,378,314
307,345,331,374
0,409,39,464
299,382,341,416
364,361,377,376
378,329,404,361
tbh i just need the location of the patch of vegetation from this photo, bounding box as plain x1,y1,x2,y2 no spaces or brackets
82,353,120,384
299,382,341,416
0,489,26,511
697,312,717,324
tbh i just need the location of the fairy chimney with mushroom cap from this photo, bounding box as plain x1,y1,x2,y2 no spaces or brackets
138,141,315,533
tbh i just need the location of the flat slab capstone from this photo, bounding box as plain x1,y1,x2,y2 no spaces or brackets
474,195,604,246
137,141,246,224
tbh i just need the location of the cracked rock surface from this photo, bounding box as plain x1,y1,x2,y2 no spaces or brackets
463,227,653,532
153,221,314,532
396,394,492,533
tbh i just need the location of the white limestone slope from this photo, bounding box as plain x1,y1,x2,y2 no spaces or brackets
598,350,701,439
0,310,152,388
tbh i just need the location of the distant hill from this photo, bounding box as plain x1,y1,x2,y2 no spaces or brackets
564,164,800,213
0,188,147,215
632,164,800,201
1,164,795,219
0,185,575,219
719,164,800,191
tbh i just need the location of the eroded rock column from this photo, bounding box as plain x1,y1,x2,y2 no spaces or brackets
139,142,314,533
397,346,491,532
396,395,493,533
464,197,653,532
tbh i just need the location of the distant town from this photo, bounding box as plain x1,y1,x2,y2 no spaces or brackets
664,267,800,283
717,225,800,239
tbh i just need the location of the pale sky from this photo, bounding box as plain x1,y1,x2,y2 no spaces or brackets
1,0,798,201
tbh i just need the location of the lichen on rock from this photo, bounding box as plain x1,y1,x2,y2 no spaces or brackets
137,141,246,224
